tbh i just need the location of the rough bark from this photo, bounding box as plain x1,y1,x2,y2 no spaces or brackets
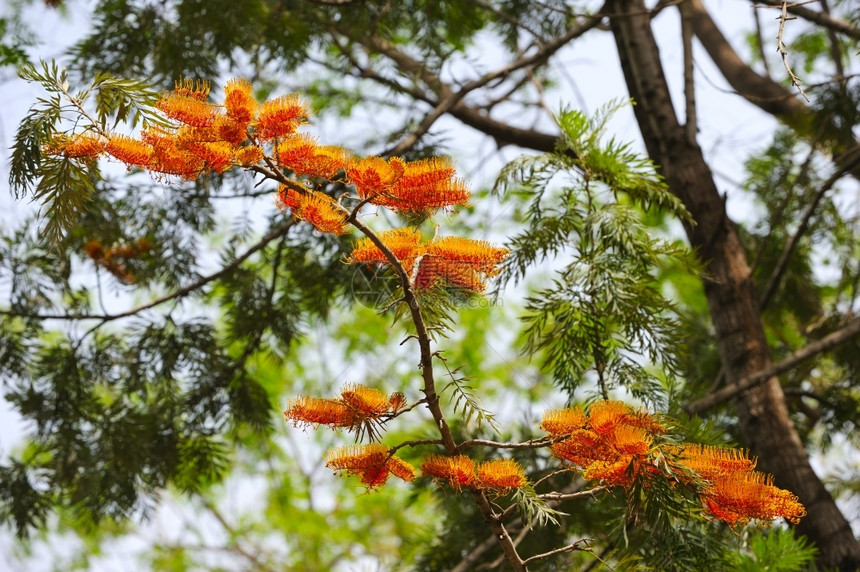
606,1,860,569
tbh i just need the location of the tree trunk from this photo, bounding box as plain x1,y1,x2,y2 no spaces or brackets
606,1,860,569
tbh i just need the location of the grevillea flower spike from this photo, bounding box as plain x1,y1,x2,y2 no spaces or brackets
326,444,416,488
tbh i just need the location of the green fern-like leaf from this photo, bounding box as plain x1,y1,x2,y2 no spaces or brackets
512,483,566,527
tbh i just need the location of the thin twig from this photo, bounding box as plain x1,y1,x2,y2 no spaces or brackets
754,0,860,41
776,0,810,101
521,538,594,566
455,436,559,453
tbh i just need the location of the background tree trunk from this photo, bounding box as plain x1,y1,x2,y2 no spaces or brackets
606,1,860,569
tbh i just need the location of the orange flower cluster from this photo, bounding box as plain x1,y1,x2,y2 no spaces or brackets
46,77,307,180
284,384,406,430
277,134,348,179
421,455,526,492
325,444,416,488
84,237,152,284
44,132,106,158
541,401,805,526
677,445,806,526
47,77,477,241
544,401,664,488
347,230,509,292
276,185,348,235
347,156,470,212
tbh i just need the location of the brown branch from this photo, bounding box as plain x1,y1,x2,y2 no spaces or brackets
451,482,603,571
538,486,609,503
753,0,860,40
685,0,808,117
819,0,846,82
753,4,773,77
340,12,606,153
521,538,593,566
339,195,527,569
686,315,860,414
455,436,558,453
681,3,697,143
201,498,279,572
447,533,502,572
777,0,811,101
687,0,860,184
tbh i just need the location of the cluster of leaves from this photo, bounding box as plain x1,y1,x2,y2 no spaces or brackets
496,102,698,406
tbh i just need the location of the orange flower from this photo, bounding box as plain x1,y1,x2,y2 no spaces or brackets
377,157,471,211
551,429,612,468
346,227,425,271
326,444,415,488
475,459,527,491
421,454,476,489
171,78,210,101
234,145,264,167
105,135,155,169
284,396,354,428
156,92,216,127
277,135,349,179
340,384,391,417
609,425,652,456
223,78,258,124
408,236,509,292
347,156,404,199
276,185,302,210
582,455,637,487
185,140,234,174
283,190,348,235
142,126,204,179
215,114,249,145
388,392,407,413
387,456,418,483
256,94,308,140
703,472,806,526
540,407,587,435
426,237,508,276
677,445,757,480
587,400,635,437
414,258,486,292
44,133,105,158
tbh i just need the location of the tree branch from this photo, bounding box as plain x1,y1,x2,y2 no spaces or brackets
777,0,810,101
455,436,559,453
681,3,697,143
521,538,593,566
752,0,860,40
686,315,860,414
340,12,606,153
